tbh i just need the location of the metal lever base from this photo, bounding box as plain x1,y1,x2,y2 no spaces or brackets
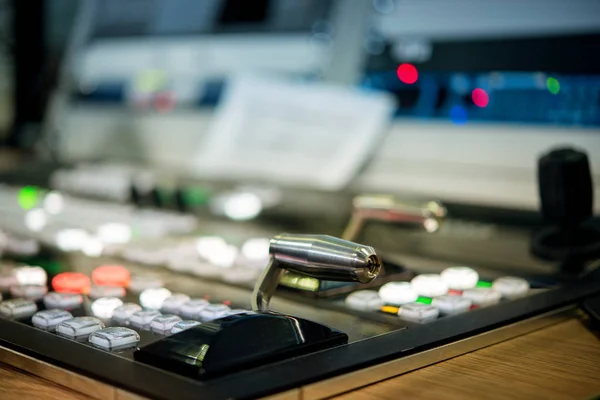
252,258,285,312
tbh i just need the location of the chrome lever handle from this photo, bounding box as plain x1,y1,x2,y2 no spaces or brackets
342,194,446,242
251,234,382,312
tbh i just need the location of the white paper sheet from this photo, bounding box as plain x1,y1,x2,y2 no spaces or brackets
195,75,395,190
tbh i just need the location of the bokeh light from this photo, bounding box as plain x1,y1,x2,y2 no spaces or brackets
450,105,467,125
546,77,560,95
396,63,418,84
471,88,489,108
18,186,40,210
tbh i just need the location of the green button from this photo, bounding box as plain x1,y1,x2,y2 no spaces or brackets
18,186,41,210
183,187,211,206
476,281,492,288
416,296,433,304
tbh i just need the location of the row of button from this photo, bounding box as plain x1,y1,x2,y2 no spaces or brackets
0,291,250,351
345,267,530,323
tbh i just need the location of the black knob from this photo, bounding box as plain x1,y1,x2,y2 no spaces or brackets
532,147,600,271
538,147,593,228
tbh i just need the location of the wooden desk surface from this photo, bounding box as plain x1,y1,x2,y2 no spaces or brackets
2,318,600,400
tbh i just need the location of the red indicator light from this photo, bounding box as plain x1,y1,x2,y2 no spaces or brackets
223,300,232,306
471,88,489,107
204,295,211,301
52,272,91,294
396,63,418,84
92,265,130,288
447,289,463,296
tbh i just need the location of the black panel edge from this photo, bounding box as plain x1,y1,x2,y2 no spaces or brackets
2,277,600,400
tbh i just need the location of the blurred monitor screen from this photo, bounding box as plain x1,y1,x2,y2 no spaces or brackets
90,0,330,38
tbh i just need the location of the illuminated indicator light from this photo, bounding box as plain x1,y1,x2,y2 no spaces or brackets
55,229,89,252
183,187,212,206
546,77,560,95
43,192,64,215
205,244,238,268
134,69,167,94
196,236,228,259
96,223,132,244
471,88,489,107
139,287,172,310
241,238,271,261
476,281,492,288
450,105,467,125
380,305,400,314
223,300,232,306
18,186,40,210
448,289,463,296
222,192,262,221
378,282,418,305
92,265,130,288
441,266,479,290
15,266,47,286
410,274,448,297
82,237,104,257
396,63,418,84
91,297,124,319
416,296,432,304
52,272,91,294
25,209,46,232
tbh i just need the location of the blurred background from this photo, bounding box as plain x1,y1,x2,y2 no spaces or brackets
1,0,599,213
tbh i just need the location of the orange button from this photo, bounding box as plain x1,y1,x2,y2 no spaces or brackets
52,272,91,294
92,265,130,288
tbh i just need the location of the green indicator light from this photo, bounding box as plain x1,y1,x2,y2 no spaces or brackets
476,281,492,288
184,187,211,206
416,296,433,304
18,186,40,210
546,77,560,95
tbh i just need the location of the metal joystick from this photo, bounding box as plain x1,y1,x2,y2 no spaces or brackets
342,195,446,242
135,234,380,378
252,234,382,311
280,196,444,294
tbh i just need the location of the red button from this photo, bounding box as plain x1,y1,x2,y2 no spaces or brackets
52,272,91,294
92,265,130,288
